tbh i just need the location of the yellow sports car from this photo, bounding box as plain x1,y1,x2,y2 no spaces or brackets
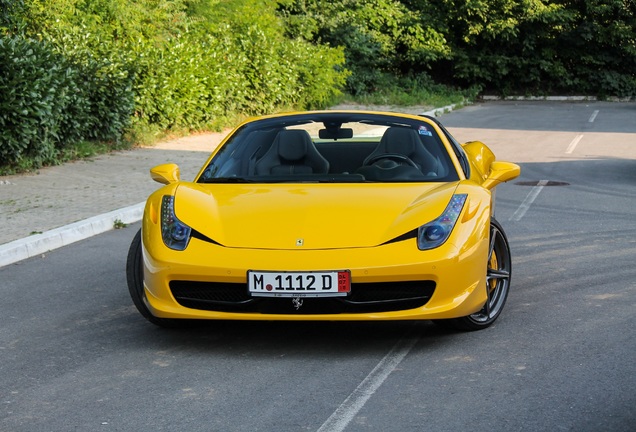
126,111,520,331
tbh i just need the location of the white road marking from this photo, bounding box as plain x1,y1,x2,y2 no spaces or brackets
565,134,583,154
588,110,599,123
510,180,549,221
316,335,418,432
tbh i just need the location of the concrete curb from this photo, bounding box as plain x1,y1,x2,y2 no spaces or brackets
481,95,634,102
421,102,463,117
0,202,144,267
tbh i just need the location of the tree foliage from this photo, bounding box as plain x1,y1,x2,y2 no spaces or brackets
280,0,636,96
1,0,635,171
278,0,450,94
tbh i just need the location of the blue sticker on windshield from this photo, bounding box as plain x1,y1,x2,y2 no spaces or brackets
418,125,432,136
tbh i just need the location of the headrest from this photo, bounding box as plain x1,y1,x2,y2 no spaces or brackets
381,127,419,156
277,130,309,161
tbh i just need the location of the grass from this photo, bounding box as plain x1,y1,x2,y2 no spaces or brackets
336,79,479,109
327,70,481,109
113,219,128,229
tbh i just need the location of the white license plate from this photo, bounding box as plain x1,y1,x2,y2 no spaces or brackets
247,270,351,297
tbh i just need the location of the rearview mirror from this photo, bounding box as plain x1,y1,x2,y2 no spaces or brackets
150,163,180,185
319,128,353,140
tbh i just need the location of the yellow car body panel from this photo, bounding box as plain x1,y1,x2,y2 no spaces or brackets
173,181,457,249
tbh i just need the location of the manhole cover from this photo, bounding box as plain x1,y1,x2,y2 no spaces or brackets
515,180,570,186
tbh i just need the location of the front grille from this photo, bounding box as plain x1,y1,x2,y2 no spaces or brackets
169,280,435,314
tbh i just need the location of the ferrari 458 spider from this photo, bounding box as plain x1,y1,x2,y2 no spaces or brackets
126,111,520,330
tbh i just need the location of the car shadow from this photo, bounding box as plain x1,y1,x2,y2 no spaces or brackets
119,315,467,358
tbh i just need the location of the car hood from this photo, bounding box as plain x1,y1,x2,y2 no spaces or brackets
173,182,459,249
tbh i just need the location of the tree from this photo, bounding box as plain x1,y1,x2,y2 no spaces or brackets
278,0,450,94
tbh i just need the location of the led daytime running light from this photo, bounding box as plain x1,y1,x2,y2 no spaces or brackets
418,194,467,250
161,195,192,251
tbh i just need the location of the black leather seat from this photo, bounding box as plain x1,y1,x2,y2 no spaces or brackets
254,130,330,175
363,127,440,176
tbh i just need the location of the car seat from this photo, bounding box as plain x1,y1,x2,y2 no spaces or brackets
363,127,440,176
254,130,330,175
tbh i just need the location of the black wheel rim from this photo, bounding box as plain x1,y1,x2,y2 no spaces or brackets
469,222,511,323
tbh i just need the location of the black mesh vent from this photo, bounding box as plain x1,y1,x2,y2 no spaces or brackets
169,280,435,314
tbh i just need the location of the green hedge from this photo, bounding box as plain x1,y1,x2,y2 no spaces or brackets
0,35,134,169
7,0,630,171
132,1,347,131
0,0,348,170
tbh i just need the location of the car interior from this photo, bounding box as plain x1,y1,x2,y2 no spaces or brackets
199,116,458,183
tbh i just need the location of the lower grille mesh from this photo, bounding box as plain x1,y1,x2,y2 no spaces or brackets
169,280,435,314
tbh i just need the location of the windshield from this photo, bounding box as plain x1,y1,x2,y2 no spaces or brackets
197,113,459,184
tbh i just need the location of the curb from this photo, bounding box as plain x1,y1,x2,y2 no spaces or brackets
421,102,463,117
0,202,144,268
481,95,598,101
480,95,635,102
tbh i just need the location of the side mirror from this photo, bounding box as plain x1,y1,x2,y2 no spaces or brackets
462,141,495,181
462,141,520,189
150,163,180,185
482,161,520,190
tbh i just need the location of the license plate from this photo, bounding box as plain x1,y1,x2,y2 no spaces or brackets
247,270,351,297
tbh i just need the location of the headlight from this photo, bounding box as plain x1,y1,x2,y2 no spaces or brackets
161,195,192,251
417,194,467,250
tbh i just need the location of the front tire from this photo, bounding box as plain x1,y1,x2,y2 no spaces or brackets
126,229,180,328
434,218,512,331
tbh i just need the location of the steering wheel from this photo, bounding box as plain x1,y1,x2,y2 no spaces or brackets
365,153,418,169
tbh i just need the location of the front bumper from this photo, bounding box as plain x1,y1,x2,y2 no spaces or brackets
141,228,490,321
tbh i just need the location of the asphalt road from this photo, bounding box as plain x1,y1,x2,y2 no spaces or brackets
1,101,635,432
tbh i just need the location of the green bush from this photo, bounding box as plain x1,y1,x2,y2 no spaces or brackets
278,0,449,95
51,31,135,142
0,36,72,167
132,0,348,130
280,0,636,97
0,33,134,170
285,39,349,109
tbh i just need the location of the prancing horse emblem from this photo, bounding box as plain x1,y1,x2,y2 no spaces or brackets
296,238,304,247
292,297,303,310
